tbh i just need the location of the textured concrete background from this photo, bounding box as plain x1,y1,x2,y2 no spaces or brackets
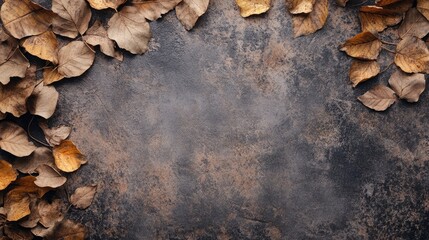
47,1,429,239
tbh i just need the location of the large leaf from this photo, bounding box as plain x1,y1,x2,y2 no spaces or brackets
21,31,58,64
57,41,95,78
388,69,426,102
292,0,328,37
349,60,380,87
35,165,67,188
83,21,123,61
358,85,397,111
0,37,30,85
53,140,86,173
52,0,92,38
395,36,429,73
359,6,403,32
27,83,59,119
340,31,382,60
398,8,429,39
0,122,36,157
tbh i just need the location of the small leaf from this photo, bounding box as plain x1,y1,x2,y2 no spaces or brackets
35,165,67,188
39,121,72,147
83,21,123,61
236,0,270,17
0,38,30,85
398,8,429,39
57,41,95,78
21,31,58,64
340,31,382,60
395,36,429,74
132,0,183,21
70,185,97,209
43,67,64,85
53,140,86,173
292,0,328,37
418,0,429,21
52,0,92,38
287,0,315,14
358,85,397,111
0,160,17,191
86,0,127,10
0,122,36,157
388,69,426,102
176,0,210,30
38,199,65,228
14,147,55,174
359,6,403,32
349,60,380,87
27,82,59,119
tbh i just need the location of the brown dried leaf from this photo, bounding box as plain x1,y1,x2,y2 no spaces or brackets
38,199,65,228
21,31,58,64
87,0,127,10
53,140,86,173
398,8,429,39
176,0,210,29
395,36,429,73
70,185,97,209
0,39,30,85
0,160,17,190
358,85,397,111
236,0,269,17
418,0,429,21
52,0,92,38
388,69,426,102
39,122,72,147
18,199,39,228
292,0,328,37
4,224,33,240
340,31,382,60
359,6,403,32
0,122,36,157
375,0,401,6
35,165,67,188
27,83,59,119
4,190,31,221
31,224,52,238
336,0,348,7
286,0,315,14
132,0,183,21
0,0,53,39
83,21,123,61
349,60,380,87
107,6,151,54
45,219,86,240
43,67,64,85
14,147,55,174
57,41,95,78
13,176,50,198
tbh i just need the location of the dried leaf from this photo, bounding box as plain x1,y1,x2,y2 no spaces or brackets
4,190,31,221
52,0,92,38
0,122,36,157
4,224,33,240
418,0,429,21
19,199,39,228
398,8,429,39
35,165,67,188
0,0,53,39
287,0,315,14
349,60,380,87
43,67,64,85
53,140,86,173
0,39,30,85
0,160,17,190
381,0,413,13
132,0,183,21
39,122,72,147
31,224,52,238
358,85,397,111
236,0,269,17
14,147,55,174
83,21,123,61
359,6,403,32
292,0,328,37
38,199,65,228
45,219,86,240
375,0,401,6
70,185,97,209
21,31,58,64
176,0,210,30
107,6,151,54
86,0,127,10
388,69,426,102
340,31,382,60
13,176,50,198
395,36,429,73
27,83,59,119
336,0,348,7
57,41,95,78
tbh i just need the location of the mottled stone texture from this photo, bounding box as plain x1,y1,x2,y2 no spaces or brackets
51,1,429,239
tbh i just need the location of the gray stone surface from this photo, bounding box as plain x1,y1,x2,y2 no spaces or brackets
51,1,429,239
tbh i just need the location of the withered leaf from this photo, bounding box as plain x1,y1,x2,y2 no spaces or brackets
14,176,50,198
236,0,270,17
4,190,31,221
287,0,315,14
45,219,86,240
21,31,58,64
0,122,36,157
0,39,30,85
35,165,67,188
358,85,397,111
57,41,95,78
398,8,429,39
19,199,39,228
4,224,33,240
375,0,401,6
27,83,59,119
107,6,152,54
43,67,64,85
39,121,72,147
53,140,86,173
388,69,426,102
292,0,328,37
176,0,210,30
340,31,382,60
38,199,65,228
83,21,123,61
132,0,183,21
359,6,403,32
70,185,97,209
0,0,53,39
381,0,413,13
87,0,127,10
418,0,429,21
52,0,92,38
14,147,55,174
395,36,429,73
0,160,17,190
349,60,380,87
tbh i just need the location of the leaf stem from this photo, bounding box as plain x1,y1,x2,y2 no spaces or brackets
382,46,396,54
380,62,394,74
381,40,397,46
27,116,51,148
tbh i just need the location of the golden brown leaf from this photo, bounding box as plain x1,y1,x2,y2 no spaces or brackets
359,6,403,32
13,176,50,198
35,165,67,188
21,31,58,64
45,219,86,240
107,6,152,54
349,60,380,87
83,21,123,61
14,147,55,174
418,0,429,21
340,31,382,60
292,0,328,37
43,67,64,85
53,140,86,173
39,122,72,147
38,199,65,228
0,38,30,85
132,0,183,21
70,185,97,209
87,0,127,10
52,0,92,38
395,36,429,73
27,83,59,119
398,8,429,39
388,69,426,102
57,41,95,78
4,190,31,221
0,160,17,190
0,122,36,157
0,0,53,39
236,0,269,17
176,0,210,30
287,0,315,14
358,85,397,111
18,198,39,228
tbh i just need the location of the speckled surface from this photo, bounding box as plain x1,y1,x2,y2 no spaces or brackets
45,1,429,239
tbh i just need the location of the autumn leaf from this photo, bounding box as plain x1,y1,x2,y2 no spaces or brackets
395,36,429,74
14,147,55,174
18,199,40,228
38,199,65,228
0,37,30,85
0,122,36,157
70,185,97,209
398,8,429,39
340,31,382,60
53,140,86,173
107,6,152,54
236,0,270,17
132,0,183,21
176,0,210,30
83,21,123,61
35,165,67,188
349,60,380,87
21,31,58,64
292,0,328,37
39,122,72,147
57,41,96,78
4,190,31,221
375,0,401,6
87,0,127,10
0,160,18,190
336,0,348,7
359,6,403,32
43,67,65,85
286,0,315,14
358,85,397,111
418,0,429,21
27,83,59,119
0,0,53,39
13,176,50,198
388,69,426,102
44,219,86,240
52,0,92,38
378,0,413,13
